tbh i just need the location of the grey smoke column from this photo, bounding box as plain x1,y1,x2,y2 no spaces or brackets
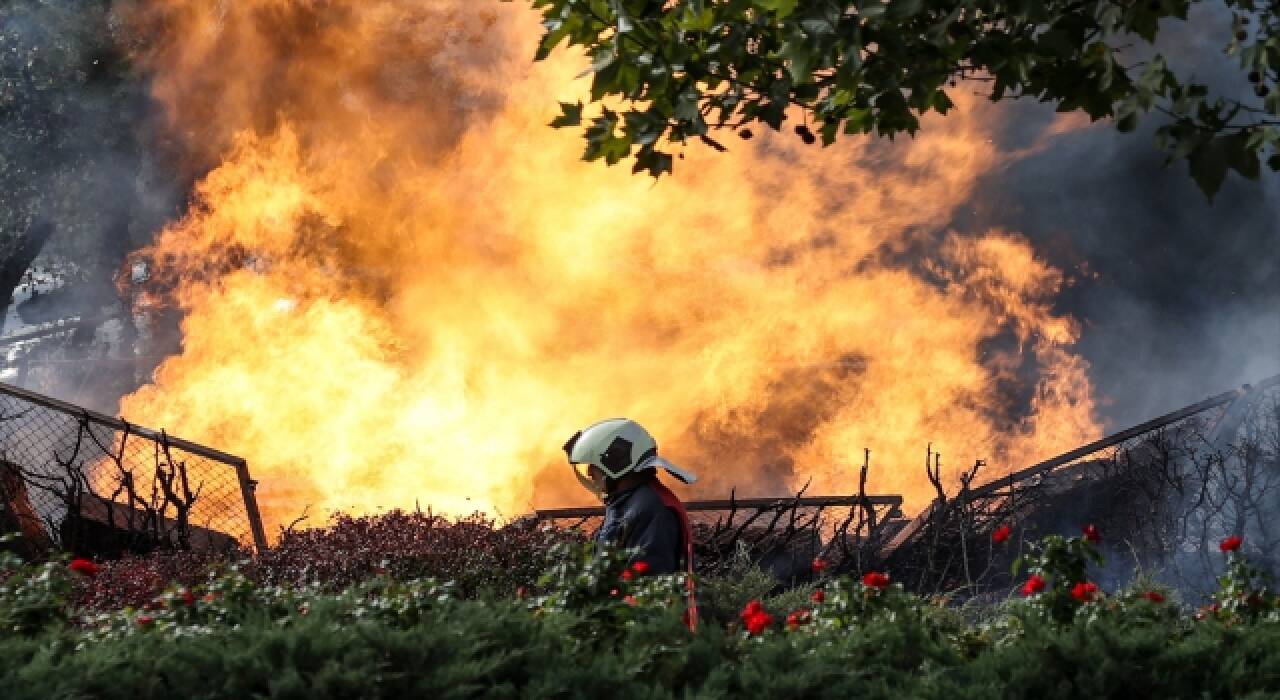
956,4,1280,429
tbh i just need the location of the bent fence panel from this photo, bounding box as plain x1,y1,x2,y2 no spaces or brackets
0,381,267,557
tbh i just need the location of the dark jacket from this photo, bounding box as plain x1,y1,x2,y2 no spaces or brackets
595,476,684,574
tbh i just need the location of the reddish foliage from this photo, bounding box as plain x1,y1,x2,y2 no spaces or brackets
76,549,221,612
254,512,582,595
72,511,583,612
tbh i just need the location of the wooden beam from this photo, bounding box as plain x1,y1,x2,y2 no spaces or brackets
536,494,903,520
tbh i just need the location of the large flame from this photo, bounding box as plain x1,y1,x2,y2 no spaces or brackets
117,0,1101,531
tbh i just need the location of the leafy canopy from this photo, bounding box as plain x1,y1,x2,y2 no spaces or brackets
521,0,1280,200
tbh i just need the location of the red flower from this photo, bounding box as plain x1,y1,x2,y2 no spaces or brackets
1220,535,1243,552
136,615,154,627
786,609,810,630
744,613,772,635
202,593,218,603
609,588,620,597
862,571,890,590
743,611,773,635
1142,591,1165,603
811,558,828,575
181,589,196,607
515,586,529,600
631,561,650,576
620,569,634,582
1021,574,1047,596
68,558,100,577
623,595,638,606
1071,581,1100,602
1082,524,1102,544
810,589,825,604
992,524,1012,544
740,600,773,635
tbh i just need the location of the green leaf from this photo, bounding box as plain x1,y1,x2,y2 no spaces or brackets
1187,136,1231,201
820,121,839,145
887,0,924,21
1224,131,1261,180
755,0,800,19
859,3,886,21
843,107,874,134
930,89,954,114
584,111,632,165
674,89,701,122
591,47,618,74
779,37,817,84
681,8,715,32
535,16,580,61
624,109,666,146
550,101,584,128
631,148,673,177
1115,110,1138,133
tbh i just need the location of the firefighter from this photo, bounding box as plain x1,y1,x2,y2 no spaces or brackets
562,418,697,577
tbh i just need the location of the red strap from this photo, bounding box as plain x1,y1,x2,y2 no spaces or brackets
651,481,698,632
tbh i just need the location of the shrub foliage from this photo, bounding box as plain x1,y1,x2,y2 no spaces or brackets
3,523,1280,698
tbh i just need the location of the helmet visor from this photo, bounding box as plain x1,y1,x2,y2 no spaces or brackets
572,462,604,498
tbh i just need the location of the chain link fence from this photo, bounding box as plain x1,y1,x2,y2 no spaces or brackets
882,374,1280,598
0,381,267,558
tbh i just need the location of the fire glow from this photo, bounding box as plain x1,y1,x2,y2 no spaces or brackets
116,0,1101,534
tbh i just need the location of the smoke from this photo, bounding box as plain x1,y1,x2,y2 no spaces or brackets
0,0,183,411
956,4,1280,429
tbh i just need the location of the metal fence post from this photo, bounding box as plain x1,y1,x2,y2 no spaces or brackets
234,461,269,553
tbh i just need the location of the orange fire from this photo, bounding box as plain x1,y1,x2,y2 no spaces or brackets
117,0,1101,533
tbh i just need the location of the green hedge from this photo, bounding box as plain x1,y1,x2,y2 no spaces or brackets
3,534,1280,698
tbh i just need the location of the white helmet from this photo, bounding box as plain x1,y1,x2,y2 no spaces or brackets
563,418,698,495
